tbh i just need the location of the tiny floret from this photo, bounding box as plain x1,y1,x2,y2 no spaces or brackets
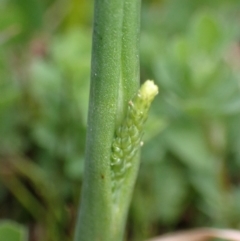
139,80,159,102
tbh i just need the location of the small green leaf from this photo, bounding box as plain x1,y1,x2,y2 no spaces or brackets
190,12,221,51
0,221,28,241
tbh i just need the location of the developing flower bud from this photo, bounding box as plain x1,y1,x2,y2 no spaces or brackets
110,80,158,200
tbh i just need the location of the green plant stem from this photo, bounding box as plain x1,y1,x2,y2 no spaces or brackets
74,0,141,241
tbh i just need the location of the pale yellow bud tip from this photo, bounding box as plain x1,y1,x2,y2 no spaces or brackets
139,80,158,101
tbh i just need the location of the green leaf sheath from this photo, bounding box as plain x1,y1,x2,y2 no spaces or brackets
111,80,159,202
74,0,141,241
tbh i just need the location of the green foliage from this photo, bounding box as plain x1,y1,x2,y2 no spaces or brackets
134,1,240,239
1,0,240,240
0,221,27,241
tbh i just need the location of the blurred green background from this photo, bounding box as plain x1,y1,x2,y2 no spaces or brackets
1,0,240,240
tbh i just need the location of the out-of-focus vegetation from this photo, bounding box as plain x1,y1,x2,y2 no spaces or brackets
0,221,27,241
1,0,240,240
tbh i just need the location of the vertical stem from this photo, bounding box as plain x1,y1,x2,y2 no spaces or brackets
74,0,141,241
